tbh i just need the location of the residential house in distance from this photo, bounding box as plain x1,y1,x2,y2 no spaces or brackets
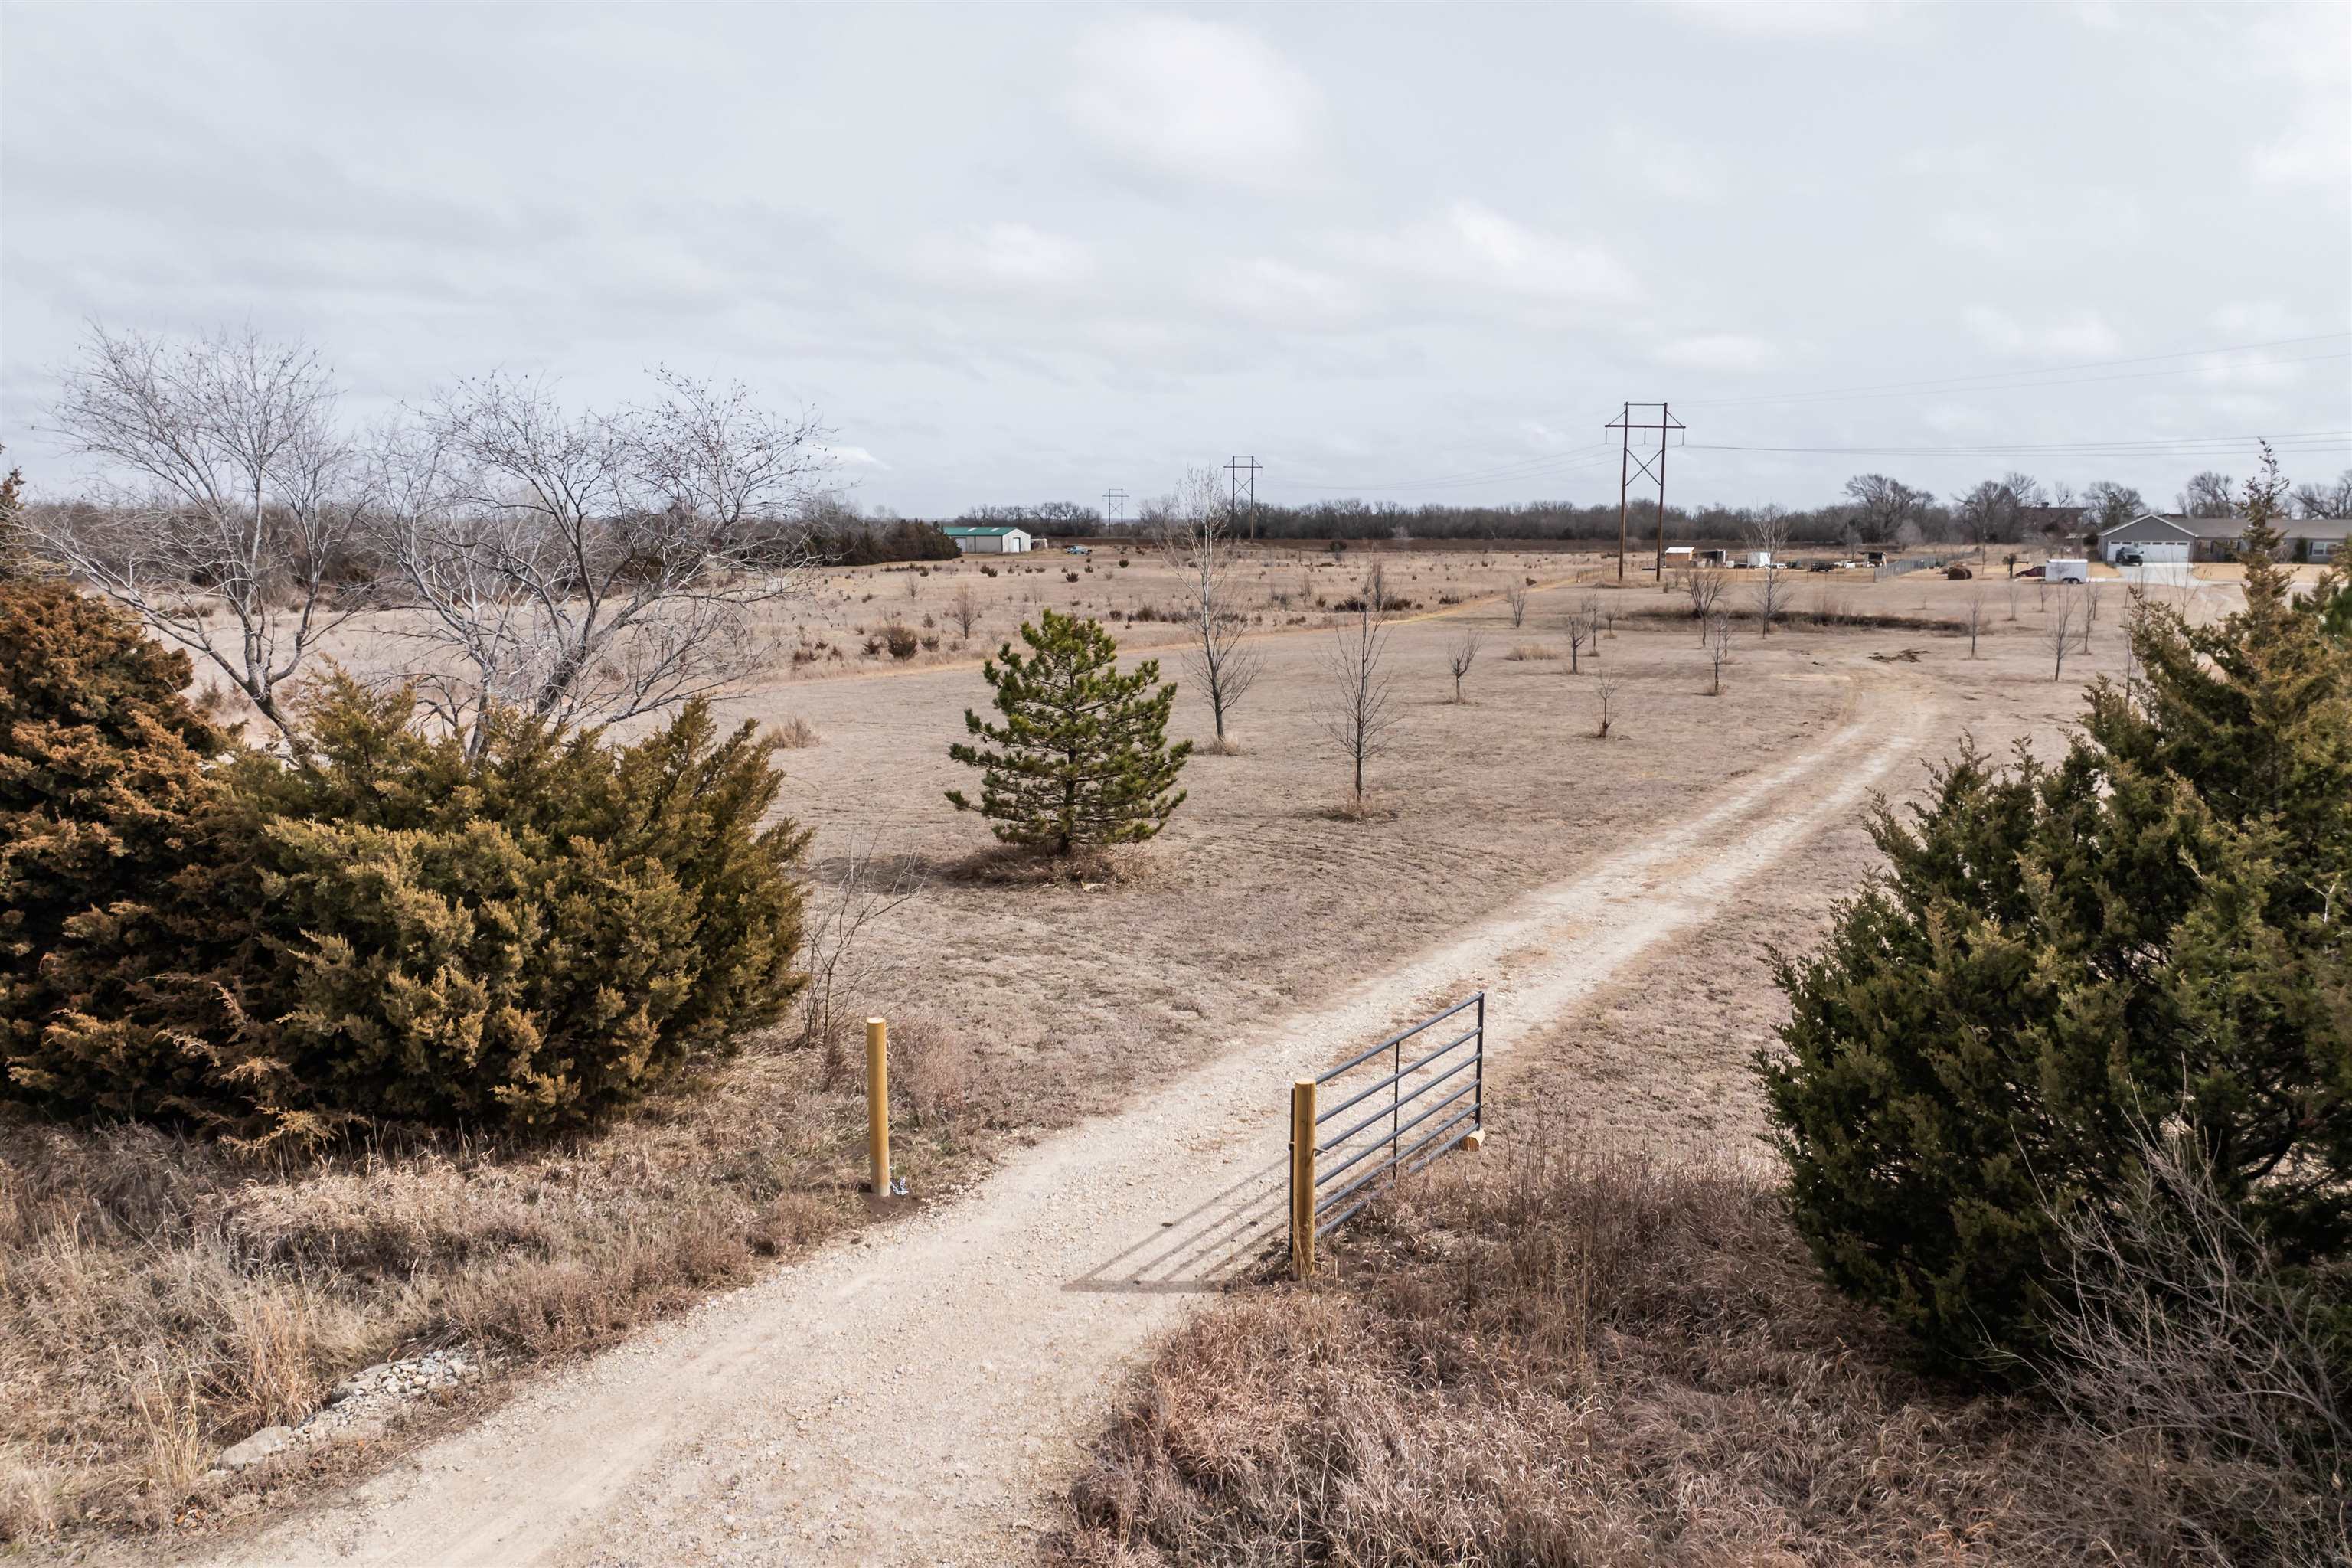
940,524,1034,554
2019,504,2089,541
2096,512,2345,565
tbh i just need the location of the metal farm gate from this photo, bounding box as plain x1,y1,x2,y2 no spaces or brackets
1288,993,1486,1279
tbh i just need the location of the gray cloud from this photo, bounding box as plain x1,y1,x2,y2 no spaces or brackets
3,1,2347,515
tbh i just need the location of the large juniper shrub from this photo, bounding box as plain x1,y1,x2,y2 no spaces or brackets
5,662,808,1142
0,573,230,1116
1759,452,2351,1374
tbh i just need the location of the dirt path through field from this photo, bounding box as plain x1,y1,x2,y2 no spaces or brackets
189,670,1932,1568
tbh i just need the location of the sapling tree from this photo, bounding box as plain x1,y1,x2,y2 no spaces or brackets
1707,612,1731,694
1318,564,1400,807
946,608,1190,854
1158,466,1262,752
2048,586,2077,680
1446,627,1484,702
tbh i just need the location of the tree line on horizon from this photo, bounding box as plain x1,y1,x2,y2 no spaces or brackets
959,463,2352,548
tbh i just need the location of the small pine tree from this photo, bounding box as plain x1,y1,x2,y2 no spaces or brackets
1759,445,2352,1372
946,609,1191,854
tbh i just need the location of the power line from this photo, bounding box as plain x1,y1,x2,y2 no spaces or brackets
1679,332,2352,410
1276,449,1617,495
1687,428,2352,458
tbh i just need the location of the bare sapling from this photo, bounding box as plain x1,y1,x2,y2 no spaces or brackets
1966,587,1984,658
2079,578,2099,653
375,368,825,746
799,836,923,1070
1446,627,1484,702
1752,564,1792,636
1593,662,1621,739
1682,564,1727,640
1564,611,1591,672
1743,509,1794,636
1707,612,1731,694
949,580,980,638
1503,579,1529,629
38,322,364,746
1160,465,1264,753
2048,586,2077,680
2007,574,2021,622
1318,562,1400,810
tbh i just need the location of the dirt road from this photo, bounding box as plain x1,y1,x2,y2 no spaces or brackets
190,675,1930,1568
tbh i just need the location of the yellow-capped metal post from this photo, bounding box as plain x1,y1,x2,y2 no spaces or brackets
867,1017,890,1197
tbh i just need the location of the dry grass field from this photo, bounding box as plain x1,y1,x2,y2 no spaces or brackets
0,547,2193,1547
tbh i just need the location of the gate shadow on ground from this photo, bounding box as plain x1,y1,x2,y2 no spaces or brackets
1063,1154,1289,1294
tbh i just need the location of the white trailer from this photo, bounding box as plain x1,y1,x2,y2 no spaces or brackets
2046,557,2089,584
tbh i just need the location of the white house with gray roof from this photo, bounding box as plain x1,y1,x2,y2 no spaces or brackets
2098,512,2343,566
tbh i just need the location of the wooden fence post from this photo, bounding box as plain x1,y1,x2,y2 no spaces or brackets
1290,1078,1316,1280
867,1017,890,1197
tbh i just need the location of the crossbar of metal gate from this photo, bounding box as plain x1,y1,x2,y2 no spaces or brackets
1289,992,1485,1279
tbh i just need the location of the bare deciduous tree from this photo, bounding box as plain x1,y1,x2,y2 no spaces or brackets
2048,586,2078,680
1966,587,1984,658
1593,662,1621,738
1445,627,1484,702
798,836,923,1067
36,323,364,743
1502,579,1529,628
949,581,980,638
1159,466,1263,753
376,369,825,744
1564,609,1592,673
1740,511,1794,635
1318,563,1400,808
1707,612,1731,694
1681,564,1727,638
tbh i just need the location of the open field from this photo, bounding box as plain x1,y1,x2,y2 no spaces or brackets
2,549,2164,1554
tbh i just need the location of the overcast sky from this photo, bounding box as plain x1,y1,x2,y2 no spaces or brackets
4,2,2348,518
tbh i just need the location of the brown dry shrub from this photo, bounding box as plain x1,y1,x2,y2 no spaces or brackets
1053,1139,2340,1566
1501,642,1558,662
769,715,820,749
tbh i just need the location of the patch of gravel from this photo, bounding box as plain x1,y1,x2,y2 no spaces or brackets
210,1350,490,1476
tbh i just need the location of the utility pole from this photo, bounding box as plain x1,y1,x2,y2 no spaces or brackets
1224,455,1261,542
1602,403,1684,583
1101,487,1128,531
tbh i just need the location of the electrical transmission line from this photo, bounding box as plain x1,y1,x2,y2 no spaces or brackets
1225,455,1261,541
1605,402,1683,582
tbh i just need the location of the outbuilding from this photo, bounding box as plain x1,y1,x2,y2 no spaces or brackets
941,524,1033,555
